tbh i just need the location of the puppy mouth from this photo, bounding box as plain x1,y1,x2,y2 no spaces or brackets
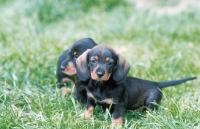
91,72,111,81
62,66,77,76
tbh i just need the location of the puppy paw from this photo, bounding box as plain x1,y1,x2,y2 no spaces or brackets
79,106,94,119
110,117,123,129
79,112,92,119
110,123,122,129
61,86,71,96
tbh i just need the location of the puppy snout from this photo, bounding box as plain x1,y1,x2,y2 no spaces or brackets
96,70,105,78
60,65,66,71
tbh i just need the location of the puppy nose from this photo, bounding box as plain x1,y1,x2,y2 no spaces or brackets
60,65,66,71
96,70,105,78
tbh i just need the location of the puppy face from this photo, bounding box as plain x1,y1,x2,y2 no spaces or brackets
76,45,130,83
61,49,78,76
88,47,117,81
61,38,97,76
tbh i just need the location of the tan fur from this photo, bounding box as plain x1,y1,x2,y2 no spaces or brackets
80,106,94,119
73,51,77,56
105,57,110,62
63,62,77,75
87,92,117,104
103,98,117,105
61,77,74,85
111,117,123,128
91,70,111,81
87,92,95,100
60,77,75,96
90,64,112,81
61,86,72,96
94,56,99,60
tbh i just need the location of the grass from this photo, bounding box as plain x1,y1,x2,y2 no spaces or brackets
0,0,200,128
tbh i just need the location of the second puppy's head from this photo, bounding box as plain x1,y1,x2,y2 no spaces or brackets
61,38,97,76
76,45,130,83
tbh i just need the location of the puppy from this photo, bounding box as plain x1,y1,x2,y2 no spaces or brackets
76,44,196,127
57,38,97,96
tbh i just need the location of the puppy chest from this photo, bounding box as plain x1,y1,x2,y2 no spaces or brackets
87,91,118,105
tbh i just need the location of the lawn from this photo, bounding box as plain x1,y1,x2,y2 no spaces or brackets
0,0,200,128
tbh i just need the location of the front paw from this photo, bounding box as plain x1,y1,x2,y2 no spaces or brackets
61,86,72,96
110,123,122,129
79,106,94,119
110,117,123,128
79,112,91,119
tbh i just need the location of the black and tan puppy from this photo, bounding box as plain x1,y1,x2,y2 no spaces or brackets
76,45,196,127
57,38,97,96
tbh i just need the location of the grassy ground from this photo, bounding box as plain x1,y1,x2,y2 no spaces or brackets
0,0,200,128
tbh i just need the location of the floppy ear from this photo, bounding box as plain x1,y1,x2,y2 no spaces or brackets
113,54,130,83
76,49,91,81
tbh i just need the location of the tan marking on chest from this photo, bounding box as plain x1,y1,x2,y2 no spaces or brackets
87,92,117,104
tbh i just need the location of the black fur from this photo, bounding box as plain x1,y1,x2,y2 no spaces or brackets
56,38,97,98
57,49,74,87
123,76,196,110
75,44,196,126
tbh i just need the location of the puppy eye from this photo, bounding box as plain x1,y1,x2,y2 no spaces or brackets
107,61,113,65
90,59,97,64
74,55,78,59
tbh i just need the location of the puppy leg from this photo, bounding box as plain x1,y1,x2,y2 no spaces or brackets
80,106,94,119
61,86,71,96
145,91,162,110
60,77,75,96
111,117,123,128
75,84,87,106
80,98,96,119
111,104,125,128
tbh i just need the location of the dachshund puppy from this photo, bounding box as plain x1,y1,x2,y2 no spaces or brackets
76,44,196,127
57,38,97,96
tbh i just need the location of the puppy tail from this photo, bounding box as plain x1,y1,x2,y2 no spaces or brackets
156,77,197,88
